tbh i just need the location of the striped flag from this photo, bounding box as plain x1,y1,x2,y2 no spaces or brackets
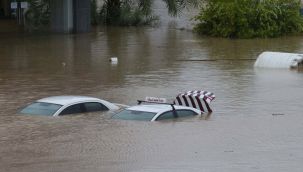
174,90,215,113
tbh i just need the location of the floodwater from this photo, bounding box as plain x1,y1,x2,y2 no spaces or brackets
1,4,303,172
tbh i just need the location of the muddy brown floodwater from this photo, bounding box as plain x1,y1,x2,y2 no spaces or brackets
1,3,303,172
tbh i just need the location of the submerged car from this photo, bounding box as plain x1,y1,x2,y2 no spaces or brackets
112,90,215,121
112,102,202,121
19,96,120,116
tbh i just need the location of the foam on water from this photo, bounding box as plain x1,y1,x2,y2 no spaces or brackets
254,51,303,69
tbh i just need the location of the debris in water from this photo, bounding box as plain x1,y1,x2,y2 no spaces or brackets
254,51,303,69
109,57,118,65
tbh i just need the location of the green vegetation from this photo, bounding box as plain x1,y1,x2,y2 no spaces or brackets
98,0,157,26
95,0,198,26
24,0,50,31
194,0,303,38
22,0,199,30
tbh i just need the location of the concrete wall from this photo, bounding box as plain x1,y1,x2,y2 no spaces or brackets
50,0,91,33
73,0,91,33
0,0,9,17
51,0,90,33
50,0,73,33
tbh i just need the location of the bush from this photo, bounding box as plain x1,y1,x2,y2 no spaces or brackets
24,0,50,32
194,0,303,38
98,0,158,26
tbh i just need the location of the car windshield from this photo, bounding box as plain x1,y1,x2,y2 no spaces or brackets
20,102,63,116
112,109,156,121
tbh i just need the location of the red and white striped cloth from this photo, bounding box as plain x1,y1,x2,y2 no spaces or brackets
174,90,215,113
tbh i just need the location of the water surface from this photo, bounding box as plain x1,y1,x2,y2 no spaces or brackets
1,4,303,172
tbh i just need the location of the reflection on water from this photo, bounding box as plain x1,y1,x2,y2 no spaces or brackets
1,13,303,172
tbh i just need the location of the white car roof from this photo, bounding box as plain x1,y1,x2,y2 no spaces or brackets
36,96,120,112
37,96,102,105
127,104,201,114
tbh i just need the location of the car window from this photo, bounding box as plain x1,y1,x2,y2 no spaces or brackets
156,111,176,121
176,110,198,118
84,102,109,112
112,110,156,121
20,102,62,116
156,110,197,121
59,104,84,115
